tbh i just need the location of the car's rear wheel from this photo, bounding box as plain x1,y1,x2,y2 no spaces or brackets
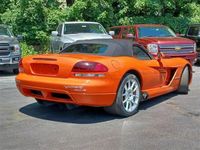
104,74,141,117
177,66,190,94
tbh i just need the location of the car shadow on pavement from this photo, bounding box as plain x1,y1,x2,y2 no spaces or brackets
19,103,122,124
19,92,178,124
194,60,200,66
0,71,16,77
139,92,178,110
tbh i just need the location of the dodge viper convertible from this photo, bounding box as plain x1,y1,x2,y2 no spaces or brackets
16,39,192,117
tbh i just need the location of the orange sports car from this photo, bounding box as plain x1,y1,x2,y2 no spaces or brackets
16,39,192,117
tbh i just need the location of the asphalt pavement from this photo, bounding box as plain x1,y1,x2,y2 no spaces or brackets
0,66,200,150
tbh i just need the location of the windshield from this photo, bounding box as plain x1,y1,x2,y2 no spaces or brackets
60,43,108,55
138,26,176,38
64,23,107,34
0,26,12,37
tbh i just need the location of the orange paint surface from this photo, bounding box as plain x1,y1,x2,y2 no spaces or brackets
16,53,192,107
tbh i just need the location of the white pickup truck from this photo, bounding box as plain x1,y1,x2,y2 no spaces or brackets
50,22,112,53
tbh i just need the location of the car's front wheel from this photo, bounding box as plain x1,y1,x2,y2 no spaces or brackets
104,74,141,117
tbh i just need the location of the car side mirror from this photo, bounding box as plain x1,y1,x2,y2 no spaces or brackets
52,31,59,36
109,31,115,36
126,33,135,39
17,35,23,42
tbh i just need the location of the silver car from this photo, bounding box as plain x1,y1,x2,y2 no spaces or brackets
50,22,112,53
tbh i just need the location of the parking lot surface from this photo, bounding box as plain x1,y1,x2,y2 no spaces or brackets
0,66,200,150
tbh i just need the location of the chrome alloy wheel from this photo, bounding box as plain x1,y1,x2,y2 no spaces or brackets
122,78,140,112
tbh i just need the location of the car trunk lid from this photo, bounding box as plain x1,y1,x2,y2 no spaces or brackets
22,54,109,78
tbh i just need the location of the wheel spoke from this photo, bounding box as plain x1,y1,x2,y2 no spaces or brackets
131,95,139,102
130,100,137,106
124,84,128,90
133,85,138,92
130,81,136,90
125,101,129,110
127,80,129,89
129,100,133,108
123,98,128,104
122,93,126,96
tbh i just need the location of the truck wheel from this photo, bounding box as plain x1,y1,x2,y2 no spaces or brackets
104,74,141,117
177,66,190,94
13,69,19,74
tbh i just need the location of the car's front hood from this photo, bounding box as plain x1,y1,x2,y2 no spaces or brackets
0,35,18,44
140,37,195,45
61,33,112,43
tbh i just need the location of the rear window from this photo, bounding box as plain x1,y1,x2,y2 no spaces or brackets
61,44,108,55
187,26,200,36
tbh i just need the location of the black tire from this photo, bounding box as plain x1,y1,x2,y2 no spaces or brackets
13,69,19,74
177,66,190,94
104,74,141,117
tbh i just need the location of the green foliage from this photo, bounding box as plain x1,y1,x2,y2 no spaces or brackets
65,0,115,28
0,0,200,56
20,42,38,57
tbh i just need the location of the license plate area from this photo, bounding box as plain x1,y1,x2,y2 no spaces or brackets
31,63,59,76
0,58,10,63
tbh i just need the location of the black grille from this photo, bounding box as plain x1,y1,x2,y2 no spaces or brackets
0,43,10,56
0,43,9,46
0,52,10,56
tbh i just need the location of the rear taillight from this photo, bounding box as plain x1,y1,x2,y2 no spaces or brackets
72,61,108,72
19,59,24,73
72,61,108,77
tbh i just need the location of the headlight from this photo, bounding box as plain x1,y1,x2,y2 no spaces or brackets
147,44,158,54
194,43,196,52
10,44,20,54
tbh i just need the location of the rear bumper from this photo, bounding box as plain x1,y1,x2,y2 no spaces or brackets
163,52,198,64
16,73,116,107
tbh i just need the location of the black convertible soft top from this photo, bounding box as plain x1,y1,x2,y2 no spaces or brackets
61,39,144,56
